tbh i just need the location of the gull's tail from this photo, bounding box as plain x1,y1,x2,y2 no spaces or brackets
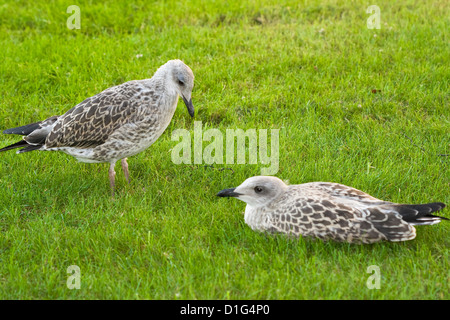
1,116,59,153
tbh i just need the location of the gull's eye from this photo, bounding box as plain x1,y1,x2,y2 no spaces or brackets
254,186,263,193
177,74,185,86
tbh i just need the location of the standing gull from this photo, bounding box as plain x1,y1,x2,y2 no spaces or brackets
0,59,195,195
217,176,447,244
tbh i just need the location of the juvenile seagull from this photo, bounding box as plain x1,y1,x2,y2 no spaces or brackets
217,176,447,244
0,59,195,195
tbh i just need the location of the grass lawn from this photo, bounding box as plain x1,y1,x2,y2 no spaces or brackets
0,0,448,299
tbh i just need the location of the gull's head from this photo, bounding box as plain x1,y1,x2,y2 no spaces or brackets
217,176,288,208
165,59,195,117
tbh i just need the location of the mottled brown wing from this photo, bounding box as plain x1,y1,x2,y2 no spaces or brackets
270,193,359,232
267,198,387,243
270,187,414,243
45,82,144,149
312,182,386,203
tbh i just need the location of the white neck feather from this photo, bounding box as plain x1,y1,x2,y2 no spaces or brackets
244,205,272,232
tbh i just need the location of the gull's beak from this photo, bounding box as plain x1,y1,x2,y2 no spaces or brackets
182,95,194,118
216,188,241,198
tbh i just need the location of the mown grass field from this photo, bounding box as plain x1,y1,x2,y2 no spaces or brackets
0,0,448,299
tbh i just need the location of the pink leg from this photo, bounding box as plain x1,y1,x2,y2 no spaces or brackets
109,162,116,196
121,158,130,184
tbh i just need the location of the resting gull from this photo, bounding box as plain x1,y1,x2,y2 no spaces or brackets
217,176,447,243
0,59,195,195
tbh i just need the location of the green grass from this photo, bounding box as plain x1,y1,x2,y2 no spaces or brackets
0,0,448,299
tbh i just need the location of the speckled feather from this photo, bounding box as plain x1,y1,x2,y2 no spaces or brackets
46,80,161,149
41,79,172,163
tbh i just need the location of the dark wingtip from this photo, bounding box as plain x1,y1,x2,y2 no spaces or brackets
0,140,28,152
394,202,448,225
423,202,446,212
2,122,42,135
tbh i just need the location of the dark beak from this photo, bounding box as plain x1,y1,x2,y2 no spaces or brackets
182,95,194,118
216,188,241,198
